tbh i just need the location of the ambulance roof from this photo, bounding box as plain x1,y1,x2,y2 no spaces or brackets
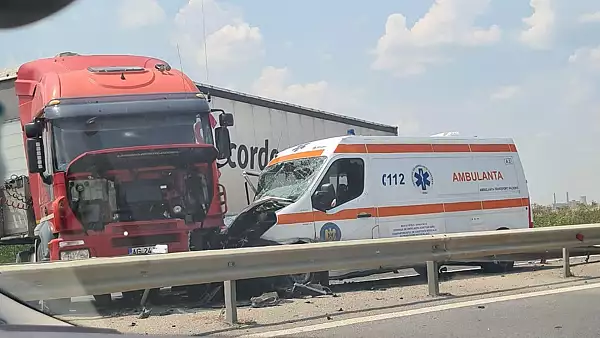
268,135,517,167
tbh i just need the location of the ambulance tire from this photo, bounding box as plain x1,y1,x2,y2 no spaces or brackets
480,228,515,273
289,271,329,287
480,260,515,273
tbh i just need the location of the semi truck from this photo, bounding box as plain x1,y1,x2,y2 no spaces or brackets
0,53,233,306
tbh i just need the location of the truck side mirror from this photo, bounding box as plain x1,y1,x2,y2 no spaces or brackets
218,112,234,127
214,126,231,160
24,121,43,138
26,138,46,174
312,183,336,212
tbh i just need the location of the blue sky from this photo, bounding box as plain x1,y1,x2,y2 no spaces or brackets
2,0,600,204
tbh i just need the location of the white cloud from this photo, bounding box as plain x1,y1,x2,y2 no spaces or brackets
173,0,264,78
490,85,520,101
519,0,555,50
371,0,500,76
578,12,600,23
203,23,263,65
251,66,332,110
118,0,166,29
568,45,600,70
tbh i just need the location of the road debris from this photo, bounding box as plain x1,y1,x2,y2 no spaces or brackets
250,292,280,308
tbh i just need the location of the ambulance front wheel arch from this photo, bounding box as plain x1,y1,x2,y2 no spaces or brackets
480,227,515,273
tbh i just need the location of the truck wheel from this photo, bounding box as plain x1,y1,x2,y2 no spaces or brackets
93,294,112,308
15,249,33,263
480,260,515,273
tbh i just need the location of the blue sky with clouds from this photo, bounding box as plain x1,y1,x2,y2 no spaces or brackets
2,0,600,204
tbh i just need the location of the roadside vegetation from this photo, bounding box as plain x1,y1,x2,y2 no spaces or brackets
532,202,600,227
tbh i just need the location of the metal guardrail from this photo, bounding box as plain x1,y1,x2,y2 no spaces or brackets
0,224,598,323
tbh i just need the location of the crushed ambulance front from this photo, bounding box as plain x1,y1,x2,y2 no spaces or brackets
223,138,339,246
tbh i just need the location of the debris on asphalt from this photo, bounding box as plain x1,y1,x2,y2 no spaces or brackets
291,283,333,297
138,308,151,319
250,292,280,308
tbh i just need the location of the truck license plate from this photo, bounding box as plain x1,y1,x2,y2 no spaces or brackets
128,246,154,255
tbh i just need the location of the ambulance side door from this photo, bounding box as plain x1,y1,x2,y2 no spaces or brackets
311,156,377,242
371,155,446,238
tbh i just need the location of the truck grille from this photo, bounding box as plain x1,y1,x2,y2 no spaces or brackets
111,234,180,247
110,223,177,234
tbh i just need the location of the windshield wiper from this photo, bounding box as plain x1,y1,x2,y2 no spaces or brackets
242,170,259,194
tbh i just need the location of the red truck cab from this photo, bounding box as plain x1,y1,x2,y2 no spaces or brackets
15,53,233,262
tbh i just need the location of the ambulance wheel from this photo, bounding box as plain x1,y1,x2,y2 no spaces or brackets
480,260,515,273
289,271,329,286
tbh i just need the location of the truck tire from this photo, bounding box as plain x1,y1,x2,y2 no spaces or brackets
15,248,40,309
15,248,34,263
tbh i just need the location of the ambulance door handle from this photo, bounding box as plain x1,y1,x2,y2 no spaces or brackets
357,212,372,219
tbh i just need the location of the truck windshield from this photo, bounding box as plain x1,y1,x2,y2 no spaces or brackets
254,156,326,202
52,113,214,171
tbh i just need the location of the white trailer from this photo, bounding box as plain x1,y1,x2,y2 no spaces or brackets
196,83,397,215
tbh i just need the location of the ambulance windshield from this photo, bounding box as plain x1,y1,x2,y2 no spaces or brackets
255,156,326,202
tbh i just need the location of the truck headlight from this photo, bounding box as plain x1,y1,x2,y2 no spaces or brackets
60,249,90,261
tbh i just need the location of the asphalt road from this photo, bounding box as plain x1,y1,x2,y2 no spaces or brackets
253,284,600,338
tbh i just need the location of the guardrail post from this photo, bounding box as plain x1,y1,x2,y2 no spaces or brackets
563,248,572,278
224,280,237,324
426,261,439,296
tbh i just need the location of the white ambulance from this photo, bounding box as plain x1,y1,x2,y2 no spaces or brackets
229,135,533,281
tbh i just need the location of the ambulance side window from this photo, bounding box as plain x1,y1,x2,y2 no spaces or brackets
315,158,364,210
